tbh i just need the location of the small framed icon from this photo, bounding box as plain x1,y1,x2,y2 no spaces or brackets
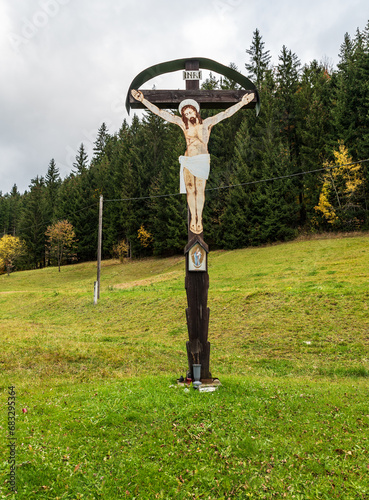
188,243,207,271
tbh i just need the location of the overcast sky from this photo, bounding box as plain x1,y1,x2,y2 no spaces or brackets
1,0,368,194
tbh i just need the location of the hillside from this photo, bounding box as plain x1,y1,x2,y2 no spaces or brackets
1,233,368,386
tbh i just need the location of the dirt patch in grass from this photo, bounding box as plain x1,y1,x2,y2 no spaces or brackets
113,270,182,290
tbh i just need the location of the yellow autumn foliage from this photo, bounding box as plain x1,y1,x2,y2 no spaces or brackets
113,240,129,262
315,142,364,226
137,225,153,248
0,235,25,275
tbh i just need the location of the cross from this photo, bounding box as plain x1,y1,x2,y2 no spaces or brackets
126,58,259,384
127,57,259,111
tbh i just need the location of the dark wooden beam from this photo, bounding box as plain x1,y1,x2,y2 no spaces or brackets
185,59,200,91
129,89,256,110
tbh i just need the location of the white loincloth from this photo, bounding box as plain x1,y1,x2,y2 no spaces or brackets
178,154,210,194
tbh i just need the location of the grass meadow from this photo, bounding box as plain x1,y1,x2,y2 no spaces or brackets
0,233,368,499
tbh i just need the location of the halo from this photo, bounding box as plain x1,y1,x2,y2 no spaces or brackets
178,99,200,115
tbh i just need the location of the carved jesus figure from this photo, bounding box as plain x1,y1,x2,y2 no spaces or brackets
131,89,255,234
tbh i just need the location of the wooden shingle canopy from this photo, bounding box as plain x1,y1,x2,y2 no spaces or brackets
125,57,260,114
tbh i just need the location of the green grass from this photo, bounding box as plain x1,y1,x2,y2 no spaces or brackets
0,234,369,498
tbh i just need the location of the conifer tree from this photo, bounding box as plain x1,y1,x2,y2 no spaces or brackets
56,155,98,262
92,122,111,163
245,28,272,87
149,119,187,255
220,64,299,248
295,60,335,228
104,120,136,257
276,45,301,158
19,176,48,268
72,143,89,175
72,169,98,262
1,185,23,237
45,158,61,223
333,28,369,159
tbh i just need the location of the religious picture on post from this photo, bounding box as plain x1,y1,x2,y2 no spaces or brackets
188,243,206,271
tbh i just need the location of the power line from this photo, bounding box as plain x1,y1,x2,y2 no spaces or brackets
105,158,369,203
3,158,369,236
2,202,98,237
207,158,369,192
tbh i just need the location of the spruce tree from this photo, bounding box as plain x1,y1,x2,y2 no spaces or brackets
45,158,61,224
105,120,136,258
19,176,48,268
333,24,369,226
149,117,187,255
72,143,89,175
92,123,111,163
245,28,272,87
220,67,298,248
296,60,335,228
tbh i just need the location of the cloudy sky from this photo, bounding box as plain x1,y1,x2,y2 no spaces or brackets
1,0,368,194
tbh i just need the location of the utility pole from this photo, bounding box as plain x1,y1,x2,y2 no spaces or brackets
96,194,103,300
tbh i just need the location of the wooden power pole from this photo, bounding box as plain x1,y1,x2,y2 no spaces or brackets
96,194,103,300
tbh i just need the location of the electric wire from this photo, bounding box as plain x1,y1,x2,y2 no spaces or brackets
3,158,369,236
105,158,369,203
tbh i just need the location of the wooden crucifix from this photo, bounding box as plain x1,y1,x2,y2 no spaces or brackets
127,58,259,381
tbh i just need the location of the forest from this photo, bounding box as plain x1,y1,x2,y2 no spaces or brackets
1,25,369,270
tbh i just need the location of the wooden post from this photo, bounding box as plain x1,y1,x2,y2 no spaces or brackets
185,236,211,380
183,60,211,381
185,59,200,90
97,194,103,300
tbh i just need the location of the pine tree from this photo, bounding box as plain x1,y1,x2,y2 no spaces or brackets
92,122,111,163
104,120,135,257
333,24,369,226
275,45,306,224
72,143,89,175
295,60,335,228
201,65,248,245
245,28,272,87
220,67,298,248
56,156,98,262
19,176,48,268
276,45,301,157
334,28,369,159
72,169,99,262
2,185,22,237
45,158,61,224
149,119,187,255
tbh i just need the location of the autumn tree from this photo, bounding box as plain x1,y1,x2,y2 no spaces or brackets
0,235,24,275
112,240,129,262
314,142,365,230
45,220,77,271
137,224,153,249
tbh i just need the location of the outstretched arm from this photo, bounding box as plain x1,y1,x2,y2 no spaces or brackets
204,92,255,128
131,90,183,127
